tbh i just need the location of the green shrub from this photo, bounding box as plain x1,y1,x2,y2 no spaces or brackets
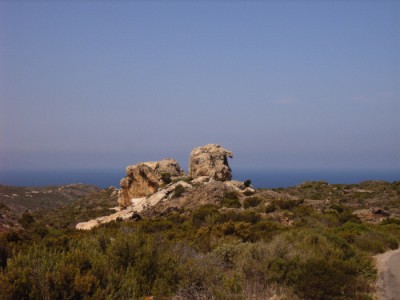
243,197,262,209
244,180,252,188
172,184,186,198
295,259,357,299
243,190,255,196
265,203,276,213
221,192,241,208
221,197,241,208
330,203,345,213
191,205,221,227
381,218,400,225
272,198,303,210
18,211,35,228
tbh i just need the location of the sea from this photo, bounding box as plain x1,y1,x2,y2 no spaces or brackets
0,169,399,189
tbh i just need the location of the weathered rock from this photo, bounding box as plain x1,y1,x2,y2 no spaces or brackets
352,208,391,224
118,163,159,207
145,181,239,215
154,158,184,177
191,176,211,185
225,180,246,190
76,206,135,230
189,144,233,181
78,181,193,230
118,158,184,208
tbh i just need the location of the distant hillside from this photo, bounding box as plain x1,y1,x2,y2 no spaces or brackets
43,187,119,229
0,183,101,232
0,184,101,213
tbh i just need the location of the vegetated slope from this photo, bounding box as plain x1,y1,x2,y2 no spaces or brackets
1,180,400,300
0,184,102,232
0,203,21,232
0,184,101,213
43,187,119,229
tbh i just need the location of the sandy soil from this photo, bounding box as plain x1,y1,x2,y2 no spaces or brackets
374,248,400,300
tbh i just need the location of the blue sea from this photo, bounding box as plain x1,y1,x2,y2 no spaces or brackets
0,169,399,189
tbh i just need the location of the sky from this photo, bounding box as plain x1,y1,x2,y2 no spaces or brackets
0,0,399,172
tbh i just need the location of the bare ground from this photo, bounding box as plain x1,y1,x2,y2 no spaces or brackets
374,248,400,300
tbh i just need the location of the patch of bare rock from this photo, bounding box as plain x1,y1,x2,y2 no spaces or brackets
77,144,250,230
352,208,391,224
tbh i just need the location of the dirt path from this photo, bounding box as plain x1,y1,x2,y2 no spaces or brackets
374,248,400,300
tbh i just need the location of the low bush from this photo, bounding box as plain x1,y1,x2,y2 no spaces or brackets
221,192,241,208
172,184,186,198
272,198,303,210
243,190,255,196
160,172,172,184
243,197,262,209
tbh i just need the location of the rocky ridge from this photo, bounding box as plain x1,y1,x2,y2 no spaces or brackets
77,144,245,230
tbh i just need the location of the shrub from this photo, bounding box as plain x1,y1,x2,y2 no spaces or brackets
221,197,241,208
244,180,252,188
160,172,172,184
381,218,400,225
265,203,276,213
221,192,241,208
172,184,186,198
330,203,345,213
272,198,302,210
295,259,357,299
191,205,221,227
243,190,255,196
18,211,35,228
243,197,262,209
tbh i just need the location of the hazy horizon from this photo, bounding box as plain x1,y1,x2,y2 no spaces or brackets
1,1,399,172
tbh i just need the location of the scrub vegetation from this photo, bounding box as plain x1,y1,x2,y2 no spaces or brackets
1,180,400,299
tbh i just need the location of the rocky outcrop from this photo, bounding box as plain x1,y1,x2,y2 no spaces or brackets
189,144,233,181
153,158,184,177
352,208,390,224
118,158,184,208
77,181,192,230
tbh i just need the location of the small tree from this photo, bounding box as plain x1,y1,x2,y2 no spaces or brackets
244,180,252,188
18,211,35,229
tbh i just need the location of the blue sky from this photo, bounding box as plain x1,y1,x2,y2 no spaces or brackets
1,1,399,172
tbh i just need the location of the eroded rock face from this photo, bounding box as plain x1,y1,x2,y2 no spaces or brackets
118,158,184,208
154,158,184,177
189,144,233,181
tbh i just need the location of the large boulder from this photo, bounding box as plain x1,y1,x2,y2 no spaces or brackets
118,158,184,208
189,144,233,181
153,158,184,177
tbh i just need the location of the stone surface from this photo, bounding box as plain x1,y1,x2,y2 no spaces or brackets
189,144,233,181
118,163,159,207
154,158,184,177
191,176,211,185
225,180,246,190
118,158,184,208
352,208,391,224
77,181,192,230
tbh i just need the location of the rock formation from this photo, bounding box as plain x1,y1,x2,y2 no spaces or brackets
189,144,233,181
77,144,262,230
117,145,233,208
118,158,184,207
78,180,192,230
